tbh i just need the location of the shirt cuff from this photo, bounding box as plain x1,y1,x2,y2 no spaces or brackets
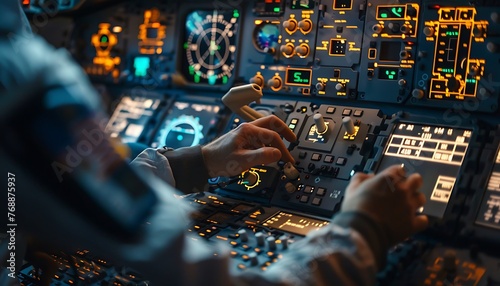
159,145,211,194
332,211,390,270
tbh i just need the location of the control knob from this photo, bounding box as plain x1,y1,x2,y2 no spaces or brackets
335,83,345,91
315,82,326,91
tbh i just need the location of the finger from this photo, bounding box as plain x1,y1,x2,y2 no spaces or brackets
348,172,373,190
401,173,423,193
239,147,282,167
412,215,429,233
244,124,295,163
251,115,297,143
412,191,426,209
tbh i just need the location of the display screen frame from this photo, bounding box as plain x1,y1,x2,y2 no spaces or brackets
376,122,473,219
285,68,312,87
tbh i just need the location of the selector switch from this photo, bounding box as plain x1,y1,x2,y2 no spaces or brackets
335,83,345,92
315,82,326,91
412,89,424,99
342,116,356,135
314,113,328,134
423,26,434,37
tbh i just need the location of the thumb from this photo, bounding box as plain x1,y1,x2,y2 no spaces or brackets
240,147,281,166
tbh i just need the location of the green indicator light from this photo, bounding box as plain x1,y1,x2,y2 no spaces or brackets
194,73,201,83
133,57,150,77
391,7,403,18
184,42,189,49
381,13,388,18
233,10,239,18
466,79,477,83
445,31,459,36
189,65,195,75
222,75,228,84
386,70,396,79
100,35,108,43
442,68,454,73
208,74,217,85
274,7,281,13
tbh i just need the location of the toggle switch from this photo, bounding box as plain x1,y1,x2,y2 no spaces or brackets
238,229,249,242
283,162,300,180
266,236,277,250
255,232,266,247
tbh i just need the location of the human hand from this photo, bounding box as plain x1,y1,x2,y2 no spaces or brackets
341,165,428,246
202,115,296,177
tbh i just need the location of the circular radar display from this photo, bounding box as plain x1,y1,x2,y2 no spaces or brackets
183,10,240,85
159,115,204,149
253,23,279,53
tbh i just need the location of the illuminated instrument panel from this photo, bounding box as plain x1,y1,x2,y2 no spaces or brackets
182,9,240,86
22,0,500,285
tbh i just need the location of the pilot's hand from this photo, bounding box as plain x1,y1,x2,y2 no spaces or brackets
202,115,296,177
342,165,428,246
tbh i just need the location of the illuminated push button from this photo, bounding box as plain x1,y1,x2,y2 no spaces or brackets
285,182,296,194
255,232,266,247
315,82,326,91
412,89,424,99
238,229,249,242
295,44,310,58
267,76,283,91
298,19,313,34
335,83,345,91
283,19,298,33
316,187,326,196
423,26,434,37
372,24,383,34
280,44,295,58
342,117,356,135
283,162,300,180
313,113,328,134
266,236,277,251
